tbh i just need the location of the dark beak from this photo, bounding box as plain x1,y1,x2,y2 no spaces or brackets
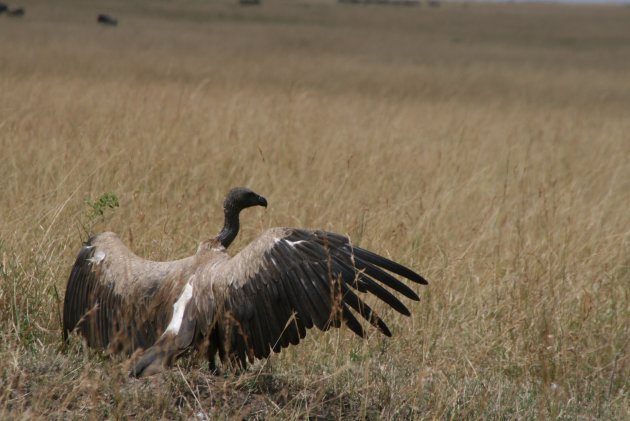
258,195,268,208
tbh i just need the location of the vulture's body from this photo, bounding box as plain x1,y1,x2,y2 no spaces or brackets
63,188,428,377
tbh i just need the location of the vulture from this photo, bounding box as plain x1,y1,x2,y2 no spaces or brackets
63,187,428,377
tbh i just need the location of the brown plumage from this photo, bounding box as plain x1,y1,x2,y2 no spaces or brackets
63,187,428,377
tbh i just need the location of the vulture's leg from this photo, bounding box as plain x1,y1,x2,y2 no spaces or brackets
206,329,220,373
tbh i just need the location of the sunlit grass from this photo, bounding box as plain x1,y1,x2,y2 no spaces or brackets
0,0,628,418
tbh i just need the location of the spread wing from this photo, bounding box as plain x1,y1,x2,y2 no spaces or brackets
62,232,198,353
211,228,428,365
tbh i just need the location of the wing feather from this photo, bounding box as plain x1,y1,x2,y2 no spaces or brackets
330,255,411,316
353,259,420,301
289,268,317,328
306,262,340,330
351,246,428,285
244,279,278,355
340,282,391,337
253,293,274,355
341,304,365,338
243,281,268,357
62,232,198,353
211,227,427,365
271,272,300,348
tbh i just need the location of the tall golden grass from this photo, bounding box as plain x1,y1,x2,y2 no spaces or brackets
1,0,628,418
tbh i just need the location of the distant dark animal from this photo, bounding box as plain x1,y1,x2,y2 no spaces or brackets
428,0,440,7
0,3,8,14
63,187,429,377
239,0,260,5
97,14,118,26
6,6,24,17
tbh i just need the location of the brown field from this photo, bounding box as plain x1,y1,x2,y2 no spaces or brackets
1,0,629,418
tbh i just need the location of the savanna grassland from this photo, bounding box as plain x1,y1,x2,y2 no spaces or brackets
1,0,629,418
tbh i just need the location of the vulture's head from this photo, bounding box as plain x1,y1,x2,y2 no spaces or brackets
224,187,267,213
217,187,267,248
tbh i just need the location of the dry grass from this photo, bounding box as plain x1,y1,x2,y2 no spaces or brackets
1,0,629,418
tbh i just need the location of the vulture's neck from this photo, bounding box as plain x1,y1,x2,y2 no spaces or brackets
216,206,240,248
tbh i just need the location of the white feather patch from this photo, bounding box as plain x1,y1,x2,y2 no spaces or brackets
164,282,193,335
285,239,305,248
88,250,106,264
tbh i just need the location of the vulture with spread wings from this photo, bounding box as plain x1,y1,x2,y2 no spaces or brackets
63,187,428,377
